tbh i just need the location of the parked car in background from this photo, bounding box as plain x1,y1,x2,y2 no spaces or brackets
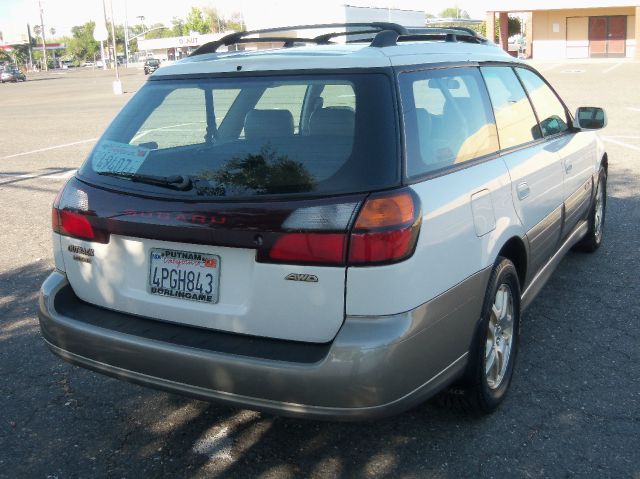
144,58,161,75
1,68,26,83
40,23,608,420
508,34,527,56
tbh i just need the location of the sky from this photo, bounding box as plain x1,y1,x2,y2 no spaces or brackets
0,0,487,43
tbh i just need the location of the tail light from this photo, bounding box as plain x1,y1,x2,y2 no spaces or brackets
52,179,109,243
260,189,421,266
348,191,421,265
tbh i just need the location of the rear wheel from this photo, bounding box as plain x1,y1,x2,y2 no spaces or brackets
437,258,521,414
575,169,606,253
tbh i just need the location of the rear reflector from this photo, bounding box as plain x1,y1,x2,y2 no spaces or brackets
348,228,415,264
269,233,347,264
57,210,95,240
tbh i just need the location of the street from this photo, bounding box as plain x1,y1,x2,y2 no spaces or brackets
0,63,638,478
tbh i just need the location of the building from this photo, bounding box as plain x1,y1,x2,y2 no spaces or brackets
137,5,425,61
138,33,227,61
484,0,640,59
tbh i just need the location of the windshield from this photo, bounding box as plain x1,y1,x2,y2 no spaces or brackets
147,60,160,66
79,72,399,199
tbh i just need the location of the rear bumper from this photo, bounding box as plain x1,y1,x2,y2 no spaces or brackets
38,269,489,420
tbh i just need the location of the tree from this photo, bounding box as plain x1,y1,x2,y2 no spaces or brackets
225,12,244,32
106,22,126,53
475,16,521,43
66,21,99,63
439,7,470,19
32,24,42,41
508,17,521,37
171,17,185,36
203,7,224,33
184,7,210,34
143,23,171,39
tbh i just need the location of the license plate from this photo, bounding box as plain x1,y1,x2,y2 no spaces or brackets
148,248,220,304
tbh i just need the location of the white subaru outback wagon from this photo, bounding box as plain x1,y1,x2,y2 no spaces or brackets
39,23,608,419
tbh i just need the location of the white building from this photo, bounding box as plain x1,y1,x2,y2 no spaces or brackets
138,33,228,61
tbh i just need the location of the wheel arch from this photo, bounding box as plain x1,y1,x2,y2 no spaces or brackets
497,236,527,290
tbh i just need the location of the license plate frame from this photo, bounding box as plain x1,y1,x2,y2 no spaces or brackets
148,248,221,304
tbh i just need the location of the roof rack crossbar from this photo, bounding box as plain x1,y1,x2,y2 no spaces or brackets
191,22,409,56
407,27,483,37
370,27,487,48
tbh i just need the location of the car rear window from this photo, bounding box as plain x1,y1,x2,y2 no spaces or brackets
79,73,398,199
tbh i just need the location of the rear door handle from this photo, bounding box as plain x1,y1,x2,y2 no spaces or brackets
516,182,530,200
565,162,573,173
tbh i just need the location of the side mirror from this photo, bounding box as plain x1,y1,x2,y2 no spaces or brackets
574,107,607,130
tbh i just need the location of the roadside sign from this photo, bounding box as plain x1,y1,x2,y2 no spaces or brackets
94,23,108,42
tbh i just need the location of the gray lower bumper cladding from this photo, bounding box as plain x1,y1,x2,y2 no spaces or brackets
38,270,489,420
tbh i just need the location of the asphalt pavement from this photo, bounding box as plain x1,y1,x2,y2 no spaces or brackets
0,63,638,478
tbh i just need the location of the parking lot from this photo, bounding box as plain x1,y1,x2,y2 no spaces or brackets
0,62,638,478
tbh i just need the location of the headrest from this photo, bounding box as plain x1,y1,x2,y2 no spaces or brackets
244,109,294,139
415,108,432,134
309,108,355,136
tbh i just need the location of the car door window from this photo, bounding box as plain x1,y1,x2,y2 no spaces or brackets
516,68,570,137
400,67,499,177
481,67,542,150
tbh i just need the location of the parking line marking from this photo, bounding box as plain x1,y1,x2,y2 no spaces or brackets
537,64,559,73
625,107,640,113
0,138,97,160
602,63,623,74
0,169,76,180
601,137,640,152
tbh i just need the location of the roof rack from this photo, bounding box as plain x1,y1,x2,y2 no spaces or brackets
190,22,409,56
189,23,489,57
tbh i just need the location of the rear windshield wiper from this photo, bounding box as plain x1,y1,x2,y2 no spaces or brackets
97,171,192,191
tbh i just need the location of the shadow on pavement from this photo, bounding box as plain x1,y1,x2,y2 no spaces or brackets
0,165,638,478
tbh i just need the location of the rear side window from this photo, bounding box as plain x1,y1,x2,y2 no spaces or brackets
481,67,542,149
515,68,570,137
79,74,399,199
400,67,499,177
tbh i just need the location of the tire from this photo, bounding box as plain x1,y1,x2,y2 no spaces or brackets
575,168,607,253
437,257,521,414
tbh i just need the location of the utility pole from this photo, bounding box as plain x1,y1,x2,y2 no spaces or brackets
102,0,110,68
108,0,122,94
26,24,33,70
123,0,130,67
38,0,47,71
